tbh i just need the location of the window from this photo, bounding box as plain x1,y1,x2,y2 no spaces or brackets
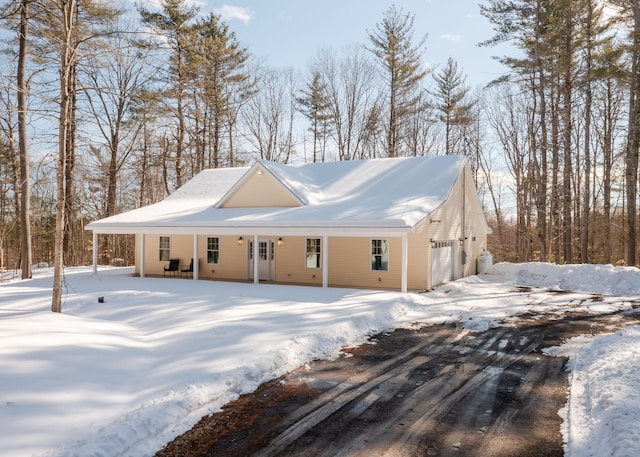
159,236,170,261
259,241,268,260
207,237,220,264
248,240,275,260
371,239,389,271
306,238,321,268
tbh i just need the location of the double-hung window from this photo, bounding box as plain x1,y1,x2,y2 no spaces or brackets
306,238,321,268
159,236,170,261
207,237,220,264
371,239,389,271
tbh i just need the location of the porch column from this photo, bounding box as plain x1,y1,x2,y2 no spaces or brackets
322,235,329,288
193,235,199,280
140,234,146,278
401,234,408,293
92,231,98,273
253,235,259,284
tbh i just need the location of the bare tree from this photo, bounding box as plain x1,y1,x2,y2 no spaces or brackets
593,40,626,263
0,69,20,272
33,0,121,312
50,0,80,312
311,45,383,161
83,36,145,219
485,84,535,260
81,25,151,264
243,66,298,163
17,0,32,279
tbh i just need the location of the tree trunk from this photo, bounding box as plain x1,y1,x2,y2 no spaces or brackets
562,6,573,264
63,63,77,265
52,0,76,313
534,0,548,262
551,84,561,263
17,0,32,279
388,80,397,158
603,79,614,263
581,2,593,263
627,0,640,266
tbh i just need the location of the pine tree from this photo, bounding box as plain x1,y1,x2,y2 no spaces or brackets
191,12,251,169
481,0,555,261
367,5,427,157
297,71,332,162
432,58,475,155
138,0,199,187
613,0,640,265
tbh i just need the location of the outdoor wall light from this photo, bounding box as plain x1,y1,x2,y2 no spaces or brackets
277,237,283,247
238,236,243,245
430,238,436,248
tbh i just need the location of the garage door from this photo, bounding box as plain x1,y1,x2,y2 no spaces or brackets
431,240,454,286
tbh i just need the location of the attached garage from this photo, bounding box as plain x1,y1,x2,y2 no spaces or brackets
431,240,455,286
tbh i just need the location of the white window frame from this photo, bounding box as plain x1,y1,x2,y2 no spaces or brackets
207,237,220,264
371,239,389,271
159,236,170,261
306,238,321,269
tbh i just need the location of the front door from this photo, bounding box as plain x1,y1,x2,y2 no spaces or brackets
248,239,275,281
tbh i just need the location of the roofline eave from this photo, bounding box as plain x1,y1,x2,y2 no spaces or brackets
86,224,414,238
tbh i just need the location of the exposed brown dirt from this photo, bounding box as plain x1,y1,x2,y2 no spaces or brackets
155,298,640,457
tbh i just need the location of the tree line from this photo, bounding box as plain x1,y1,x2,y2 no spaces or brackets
0,0,639,311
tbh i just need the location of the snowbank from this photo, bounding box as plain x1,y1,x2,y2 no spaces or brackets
487,261,640,296
546,327,640,457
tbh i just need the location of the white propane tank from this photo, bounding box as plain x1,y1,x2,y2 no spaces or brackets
477,250,493,274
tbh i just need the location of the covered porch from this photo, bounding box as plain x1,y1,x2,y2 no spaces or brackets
90,228,414,293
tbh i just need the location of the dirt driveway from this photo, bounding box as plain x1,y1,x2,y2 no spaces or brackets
155,295,640,457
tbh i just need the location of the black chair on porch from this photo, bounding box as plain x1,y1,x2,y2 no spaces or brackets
164,258,179,276
181,258,194,277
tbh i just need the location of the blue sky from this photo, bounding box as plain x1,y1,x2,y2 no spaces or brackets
198,0,511,87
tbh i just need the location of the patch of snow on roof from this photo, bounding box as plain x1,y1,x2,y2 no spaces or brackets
89,156,466,230
166,167,249,201
262,155,464,220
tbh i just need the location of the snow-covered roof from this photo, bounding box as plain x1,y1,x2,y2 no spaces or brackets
87,155,471,235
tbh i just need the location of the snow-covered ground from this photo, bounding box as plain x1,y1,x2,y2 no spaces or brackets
1,262,639,457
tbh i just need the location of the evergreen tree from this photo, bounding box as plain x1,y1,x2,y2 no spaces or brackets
432,58,475,155
191,12,251,169
138,0,199,188
611,0,640,265
367,5,427,157
297,71,332,162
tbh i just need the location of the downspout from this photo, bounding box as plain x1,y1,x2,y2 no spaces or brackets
401,233,408,293
461,166,467,271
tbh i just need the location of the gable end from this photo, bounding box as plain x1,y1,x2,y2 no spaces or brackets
217,162,304,208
